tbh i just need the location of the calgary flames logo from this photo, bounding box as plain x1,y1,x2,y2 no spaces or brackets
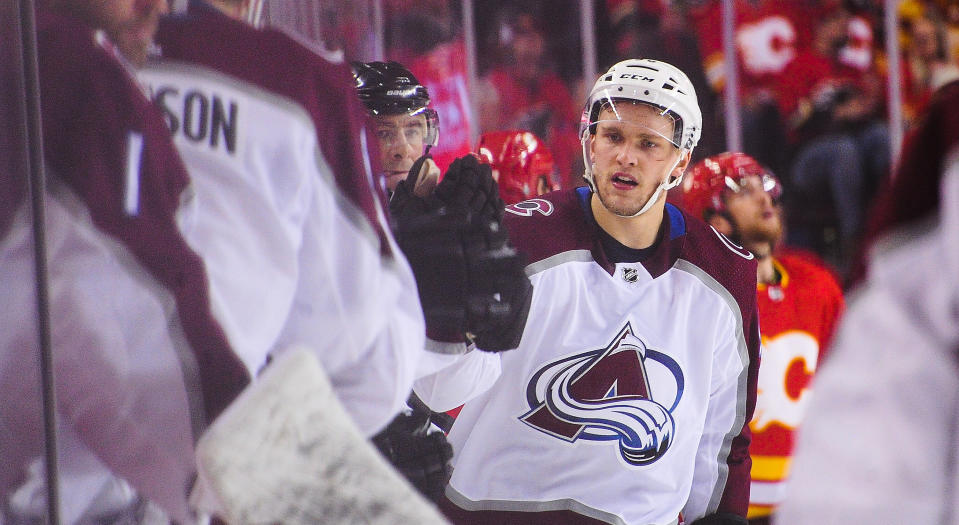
519,324,684,466
751,331,819,432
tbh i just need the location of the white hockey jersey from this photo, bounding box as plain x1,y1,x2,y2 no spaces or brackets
1,10,249,522
140,3,441,435
425,188,761,525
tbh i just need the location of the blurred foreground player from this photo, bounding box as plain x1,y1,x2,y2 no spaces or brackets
682,152,844,524
1,0,250,521
778,80,959,525
143,0,435,435
142,1,471,521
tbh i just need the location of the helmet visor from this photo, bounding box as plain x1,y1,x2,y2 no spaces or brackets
371,107,439,152
724,172,783,203
582,94,685,149
583,106,683,164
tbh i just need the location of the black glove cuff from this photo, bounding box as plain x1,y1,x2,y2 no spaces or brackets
471,278,533,352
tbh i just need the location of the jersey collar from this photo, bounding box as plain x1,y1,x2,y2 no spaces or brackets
577,187,688,278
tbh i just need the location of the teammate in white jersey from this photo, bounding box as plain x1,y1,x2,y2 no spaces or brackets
4,0,250,522
140,0,453,436
419,59,761,525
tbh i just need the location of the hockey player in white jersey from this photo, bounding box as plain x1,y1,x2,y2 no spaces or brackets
420,59,761,525
3,0,250,522
139,0,446,437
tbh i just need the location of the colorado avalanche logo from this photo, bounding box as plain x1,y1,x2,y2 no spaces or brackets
505,198,554,217
519,324,684,466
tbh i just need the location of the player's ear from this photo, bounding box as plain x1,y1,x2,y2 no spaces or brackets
708,214,734,236
672,150,692,179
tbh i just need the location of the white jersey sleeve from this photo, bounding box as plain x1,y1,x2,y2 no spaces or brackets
413,348,503,412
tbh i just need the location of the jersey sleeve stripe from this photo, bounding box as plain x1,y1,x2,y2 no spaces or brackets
674,258,751,515
525,249,594,277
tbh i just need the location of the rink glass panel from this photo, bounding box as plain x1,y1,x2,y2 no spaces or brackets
1,0,53,522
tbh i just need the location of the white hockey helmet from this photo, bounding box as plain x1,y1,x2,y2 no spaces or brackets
581,59,702,207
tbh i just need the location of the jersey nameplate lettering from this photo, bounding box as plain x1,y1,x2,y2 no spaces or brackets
149,84,238,155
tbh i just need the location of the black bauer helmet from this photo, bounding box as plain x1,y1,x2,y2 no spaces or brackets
352,61,429,115
351,61,440,148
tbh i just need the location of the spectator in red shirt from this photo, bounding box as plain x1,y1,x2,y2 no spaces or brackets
776,3,890,280
475,9,581,189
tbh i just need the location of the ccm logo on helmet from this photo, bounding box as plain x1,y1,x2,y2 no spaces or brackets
619,74,655,82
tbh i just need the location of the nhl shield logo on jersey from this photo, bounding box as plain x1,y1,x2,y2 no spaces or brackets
519,324,684,466
505,198,554,217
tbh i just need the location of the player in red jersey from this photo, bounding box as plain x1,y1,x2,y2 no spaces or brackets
681,152,844,524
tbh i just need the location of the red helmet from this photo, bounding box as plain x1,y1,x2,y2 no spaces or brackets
681,152,782,220
477,130,559,205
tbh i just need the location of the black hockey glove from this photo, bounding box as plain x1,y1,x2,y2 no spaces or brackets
371,394,454,503
435,155,530,351
394,208,473,342
690,513,748,525
433,154,505,223
460,217,533,352
392,154,532,351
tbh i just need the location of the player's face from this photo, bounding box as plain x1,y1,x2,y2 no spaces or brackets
589,103,684,217
56,0,168,66
374,113,428,192
723,174,783,248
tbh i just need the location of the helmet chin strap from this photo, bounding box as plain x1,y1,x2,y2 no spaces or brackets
581,130,690,218
616,152,686,218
